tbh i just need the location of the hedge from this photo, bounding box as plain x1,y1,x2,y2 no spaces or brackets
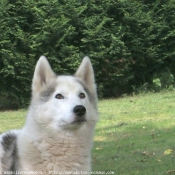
0,0,175,106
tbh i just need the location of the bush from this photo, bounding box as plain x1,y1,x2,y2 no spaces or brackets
0,0,175,107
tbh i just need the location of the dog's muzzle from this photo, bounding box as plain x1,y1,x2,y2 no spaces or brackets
73,105,86,124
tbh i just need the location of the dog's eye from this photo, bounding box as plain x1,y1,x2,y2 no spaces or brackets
55,94,64,99
79,93,85,99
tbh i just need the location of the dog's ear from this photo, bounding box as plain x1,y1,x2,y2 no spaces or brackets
75,56,96,90
32,56,56,93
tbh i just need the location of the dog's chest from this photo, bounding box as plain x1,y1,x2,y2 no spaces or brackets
20,137,90,172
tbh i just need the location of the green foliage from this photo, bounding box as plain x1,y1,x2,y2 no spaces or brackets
0,0,175,106
0,0,84,106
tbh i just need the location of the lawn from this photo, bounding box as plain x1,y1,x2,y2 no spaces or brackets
93,91,175,175
1,91,175,174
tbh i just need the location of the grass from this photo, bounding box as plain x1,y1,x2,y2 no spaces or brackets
1,91,175,174
93,91,175,175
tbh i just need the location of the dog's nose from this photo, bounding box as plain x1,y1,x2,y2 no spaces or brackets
73,105,86,116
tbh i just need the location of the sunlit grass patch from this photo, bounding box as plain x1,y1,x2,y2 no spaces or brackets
0,110,26,133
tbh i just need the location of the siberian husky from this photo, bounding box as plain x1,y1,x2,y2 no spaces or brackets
0,56,98,174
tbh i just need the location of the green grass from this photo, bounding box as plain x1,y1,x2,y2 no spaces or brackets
0,110,26,132
1,91,175,174
93,91,175,175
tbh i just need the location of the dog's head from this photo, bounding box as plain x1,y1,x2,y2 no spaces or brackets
30,56,98,131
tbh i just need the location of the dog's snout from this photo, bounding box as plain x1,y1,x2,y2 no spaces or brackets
73,105,86,116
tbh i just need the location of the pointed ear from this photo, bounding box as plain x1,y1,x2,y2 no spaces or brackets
75,56,96,89
32,56,56,93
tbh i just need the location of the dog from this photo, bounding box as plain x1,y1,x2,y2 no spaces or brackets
0,56,98,174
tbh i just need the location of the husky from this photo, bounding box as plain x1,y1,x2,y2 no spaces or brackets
0,56,98,174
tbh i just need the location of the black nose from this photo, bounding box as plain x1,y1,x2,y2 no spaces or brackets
73,105,86,116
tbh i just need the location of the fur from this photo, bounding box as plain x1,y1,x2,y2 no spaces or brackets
0,56,98,174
